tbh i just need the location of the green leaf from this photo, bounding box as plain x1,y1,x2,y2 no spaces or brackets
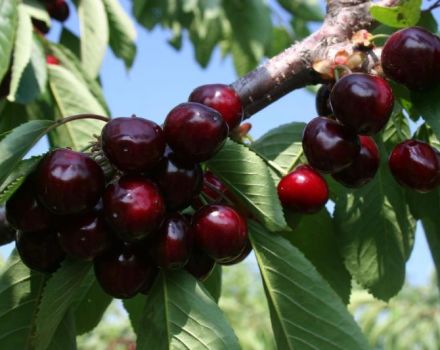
206,139,288,232
0,101,31,137
34,260,91,350
47,310,77,350
22,0,51,25
77,0,109,78
0,0,19,82
0,119,54,187
230,41,259,76
412,85,440,141
277,0,323,21
203,264,222,302
137,271,240,350
103,0,137,69
59,28,81,59
123,295,146,336
48,64,107,150
370,0,422,28
249,221,370,350
265,26,293,57
284,209,352,304
0,251,47,349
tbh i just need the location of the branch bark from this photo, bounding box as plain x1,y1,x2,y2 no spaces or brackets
231,0,384,118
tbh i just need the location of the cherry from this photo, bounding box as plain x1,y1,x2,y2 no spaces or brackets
150,213,192,269
101,117,165,173
103,176,165,241
37,149,105,215
333,136,380,188
139,267,159,295
382,27,440,91
330,73,394,135
192,205,248,263
57,208,111,261
46,0,70,22
32,18,50,35
277,165,329,214
316,84,333,116
0,207,15,246
163,102,228,162
389,140,440,192
302,117,360,173
189,84,243,130
152,148,202,210
16,230,65,273
6,176,52,232
46,55,60,65
192,171,230,209
220,239,252,266
185,249,215,281
94,243,153,299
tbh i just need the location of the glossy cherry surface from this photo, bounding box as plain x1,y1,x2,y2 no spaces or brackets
277,165,329,214
220,239,252,266
164,102,228,162
302,117,360,173
330,73,394,135
103,176,165,241
382,27,440,90
0,207,16,246
101,117,165,173
333,136,380,188
94,244,153,299
185,249,216,281
389,140,440,192
37,149,105,215
46,0,69,22
150,213,192,269
16,230,65,273
153,149,202,210
192,204,248,263
316,84,333,116
189,84,243,130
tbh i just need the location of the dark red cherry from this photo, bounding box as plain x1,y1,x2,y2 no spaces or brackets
220,239,252,266
150,213,192,269
46,0,70,22
382,27,440,90
277,165,329,214
389,140,440,192
32,18,50,35
0,207,16,246
57,209,111,261
102,176,165,241
189,84,243,130
164,102,228,162
185,249,215,281
36,149,105,215
139,267,159,295
16,230,65,273
101,117,165,173
333,136,380,188
6,176,52,232
46,55,60,65
316,84,333,116
302,117,360,173
94,244,153,299
192,205,248,263
330,73,394,135
153,149,202,210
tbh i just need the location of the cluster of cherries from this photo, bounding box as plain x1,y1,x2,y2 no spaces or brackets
32,0,70,35
278,26,440,215
5,84,252,299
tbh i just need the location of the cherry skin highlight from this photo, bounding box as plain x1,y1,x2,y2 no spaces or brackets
189,84,243,130
302,117,360,173
277,165,329,214
164,102,228,162
316,84,333,116
101,117,165,173
333,136,380,188
330,73,394,135
185,249,216,281
102,176,165,241
389,140,440,192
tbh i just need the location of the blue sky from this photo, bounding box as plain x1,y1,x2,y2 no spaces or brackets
3,0,434,286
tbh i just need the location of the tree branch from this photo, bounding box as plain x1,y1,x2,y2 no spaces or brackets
231,0,386,118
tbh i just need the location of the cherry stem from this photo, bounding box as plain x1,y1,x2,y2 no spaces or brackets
427,0,440,11
333,65,352,81
370,33,390,42
203,181,235,206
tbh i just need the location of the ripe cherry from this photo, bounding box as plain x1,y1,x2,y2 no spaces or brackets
185,249,215,281
103,176,165,241
192,205,248,263
389,140,440,192
16,230,65,273
277,165,329,214
150,213,192,269
164,102,228,162
46,55,60,65
6,176,52,232
94,243,154,299
139,266,159,295
101,117,165,173
37,149,105,215
302,117,360,173
189,84,243,130
333,136,380,188
153,148,202,210
330,73,394,135
32,18,50,35
316,84,333,116
0,207,16,246
382,27,440,90
220,239,252,266
46,0,70,22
